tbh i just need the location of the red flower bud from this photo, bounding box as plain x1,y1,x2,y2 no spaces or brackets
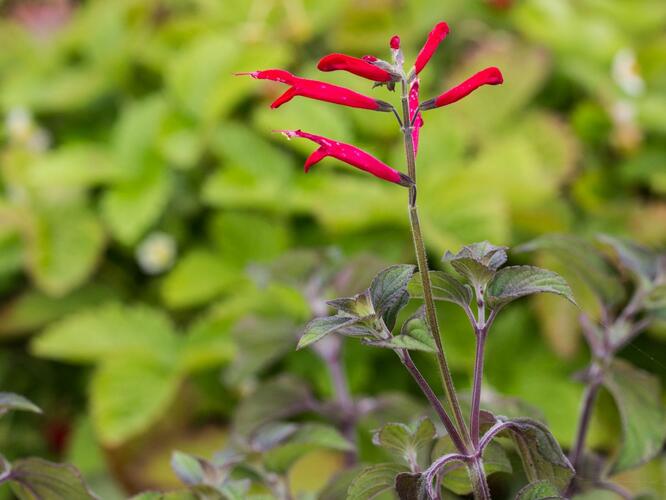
237,69,393,112
409,79,423,156
317,53,396,83
390,35,400,50
277,129,413,187
420,67,503,110
414,22,450,74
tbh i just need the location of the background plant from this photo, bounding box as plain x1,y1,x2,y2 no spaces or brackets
0,0,664,498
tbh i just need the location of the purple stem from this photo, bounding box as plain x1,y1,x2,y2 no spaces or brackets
400,350,468,454
568,368,602,468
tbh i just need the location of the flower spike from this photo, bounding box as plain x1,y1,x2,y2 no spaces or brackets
276,129,413,187
420,67,503,110
317,54,397,83
414,22,450,74
236,70,393,112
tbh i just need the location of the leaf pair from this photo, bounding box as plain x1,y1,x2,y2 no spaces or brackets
298,264,416,349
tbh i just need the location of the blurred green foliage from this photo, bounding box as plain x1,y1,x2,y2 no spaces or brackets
0,0,665,497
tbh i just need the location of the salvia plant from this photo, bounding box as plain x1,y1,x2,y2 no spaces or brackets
238,21,581,500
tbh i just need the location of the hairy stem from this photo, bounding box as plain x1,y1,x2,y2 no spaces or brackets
468,456,492,500
400,80,470,447
399,350,467,453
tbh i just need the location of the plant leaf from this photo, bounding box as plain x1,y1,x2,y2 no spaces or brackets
161,249,241,309
0,393,41,416
347,463,407,500
515,480,562,500
31,303,179,364
516,234,624,306
442,242,508,289
171,451,207,486
8,457,98,499
263,423,353,473
372,417,436,470
370,265,416,330
395,472,425,500
486,266,576,310
26,204,105,297
599,234,659,286
434,438,511,495
602,359,666,474
232,375,312,438
408,271,472,310
297,315,365,350
496,417,573,491
327,290,374,318
90,357,181,446
364,307,435,353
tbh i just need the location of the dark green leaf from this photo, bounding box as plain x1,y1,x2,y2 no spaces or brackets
0,393,41,416
347,463,407,500
395,472,425,500
370,265,416,330
364,307,435,353
8,458,98,499
443,242,508,270
486,266,576,310
602,359,666,473
516,234,624,306
498,417,573,491
515,480,562,500
408,271,472,310
442,242,508,289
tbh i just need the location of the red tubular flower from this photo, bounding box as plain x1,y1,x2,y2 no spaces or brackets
237,69,393,112
414,22,450,74
390,35,400,50
277,129,413,187
420,67,503,110
317,54,396,83
409,80,423,156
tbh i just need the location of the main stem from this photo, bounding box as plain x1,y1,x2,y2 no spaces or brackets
468,456,492,500
400,80,470,449
470,330,486,447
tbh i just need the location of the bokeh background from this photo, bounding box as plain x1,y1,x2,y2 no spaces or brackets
0,0,665,498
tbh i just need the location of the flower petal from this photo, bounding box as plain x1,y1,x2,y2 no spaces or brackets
238,69,393,112
409,79,423,157
277,129,412,186
414,22,450,74
317,53,396,83
420,67,503,110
